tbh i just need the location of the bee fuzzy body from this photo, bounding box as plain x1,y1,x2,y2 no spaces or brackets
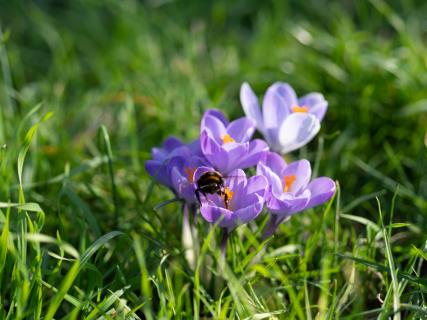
195,171,230,209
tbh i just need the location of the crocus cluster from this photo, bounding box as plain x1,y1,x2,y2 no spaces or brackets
145,82,335,243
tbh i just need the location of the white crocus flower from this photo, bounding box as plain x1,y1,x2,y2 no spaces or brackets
240,82,328,154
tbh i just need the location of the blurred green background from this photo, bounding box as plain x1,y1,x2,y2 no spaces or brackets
0,0,426,318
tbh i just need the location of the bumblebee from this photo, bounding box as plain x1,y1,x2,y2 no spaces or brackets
195,171,231,209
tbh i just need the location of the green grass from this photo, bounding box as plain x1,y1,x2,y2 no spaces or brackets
0,0,426,318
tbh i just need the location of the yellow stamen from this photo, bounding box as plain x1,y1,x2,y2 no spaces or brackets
222,134,235,144
184,167,196,183
292,105,309,113
283,175,296,193
223,187,234,209
224,187,234,200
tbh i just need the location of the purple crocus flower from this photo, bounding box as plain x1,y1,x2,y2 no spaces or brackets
200,109,269,174
145,136,203,188
194,167,268,232
240,82,328,154
257,152,335,236
145,136,184,187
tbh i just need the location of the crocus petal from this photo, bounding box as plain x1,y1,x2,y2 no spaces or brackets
200,204,233,227
171,166,195,203
274,82,298,110
236,139,269,170
267,190,311,216
227,117,255,143
262,83,290,133
306,177,336,209
169,145,193,159
261,151,287,177
282,159,311,195
309,102,328,122
225,169,246,191
200,131,229,172
257,163,283,199
201,109,228,127
240,82,265,133
201,114,227,141
263,128,283,152
145,160,172,187
233,194,264,225
151,147,169,162
245,175,268,197
278,113,320,153
187,138,203,157
220,143,248,174
163,136,184,152
298,93,328,121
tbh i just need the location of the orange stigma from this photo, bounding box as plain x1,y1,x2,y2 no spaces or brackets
292,105,309,113
184,167,196,183
222,134,235,144
283,175,296,192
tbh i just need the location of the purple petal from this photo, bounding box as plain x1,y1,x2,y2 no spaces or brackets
227,117,255,143
200,131,228,171
298,93,328,121
278,113,320,153
187,138,203,157
200,204,233,228
220,143,249,174
201,114,227,141
151,147,169,162
282,159,312,195
201,109,228,128
236,175,267,208
267,190,310,216
167,156,186,172
261,151,287,177
245,175,268,197
224,169,247,191
263,127,282,152
169,145,193,159
145,160,172,187
256,163,283,199
162,136,184,152
236,139,269,170
262,83,290,133
306,177,336,209
240,82,264,133
233,195,264,226
171,166,196,203
274,82,298,109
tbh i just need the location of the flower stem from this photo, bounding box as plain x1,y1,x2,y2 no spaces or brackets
262,215,289,240
182,203,196,269
220,230,229,258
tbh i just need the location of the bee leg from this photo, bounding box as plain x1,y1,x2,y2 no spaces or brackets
222,191,229,209
195,188,202,205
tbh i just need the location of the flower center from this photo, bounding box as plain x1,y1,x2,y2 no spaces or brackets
184,167,196,183
283,175,296,192
222,134,235,144
292,105,309,113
